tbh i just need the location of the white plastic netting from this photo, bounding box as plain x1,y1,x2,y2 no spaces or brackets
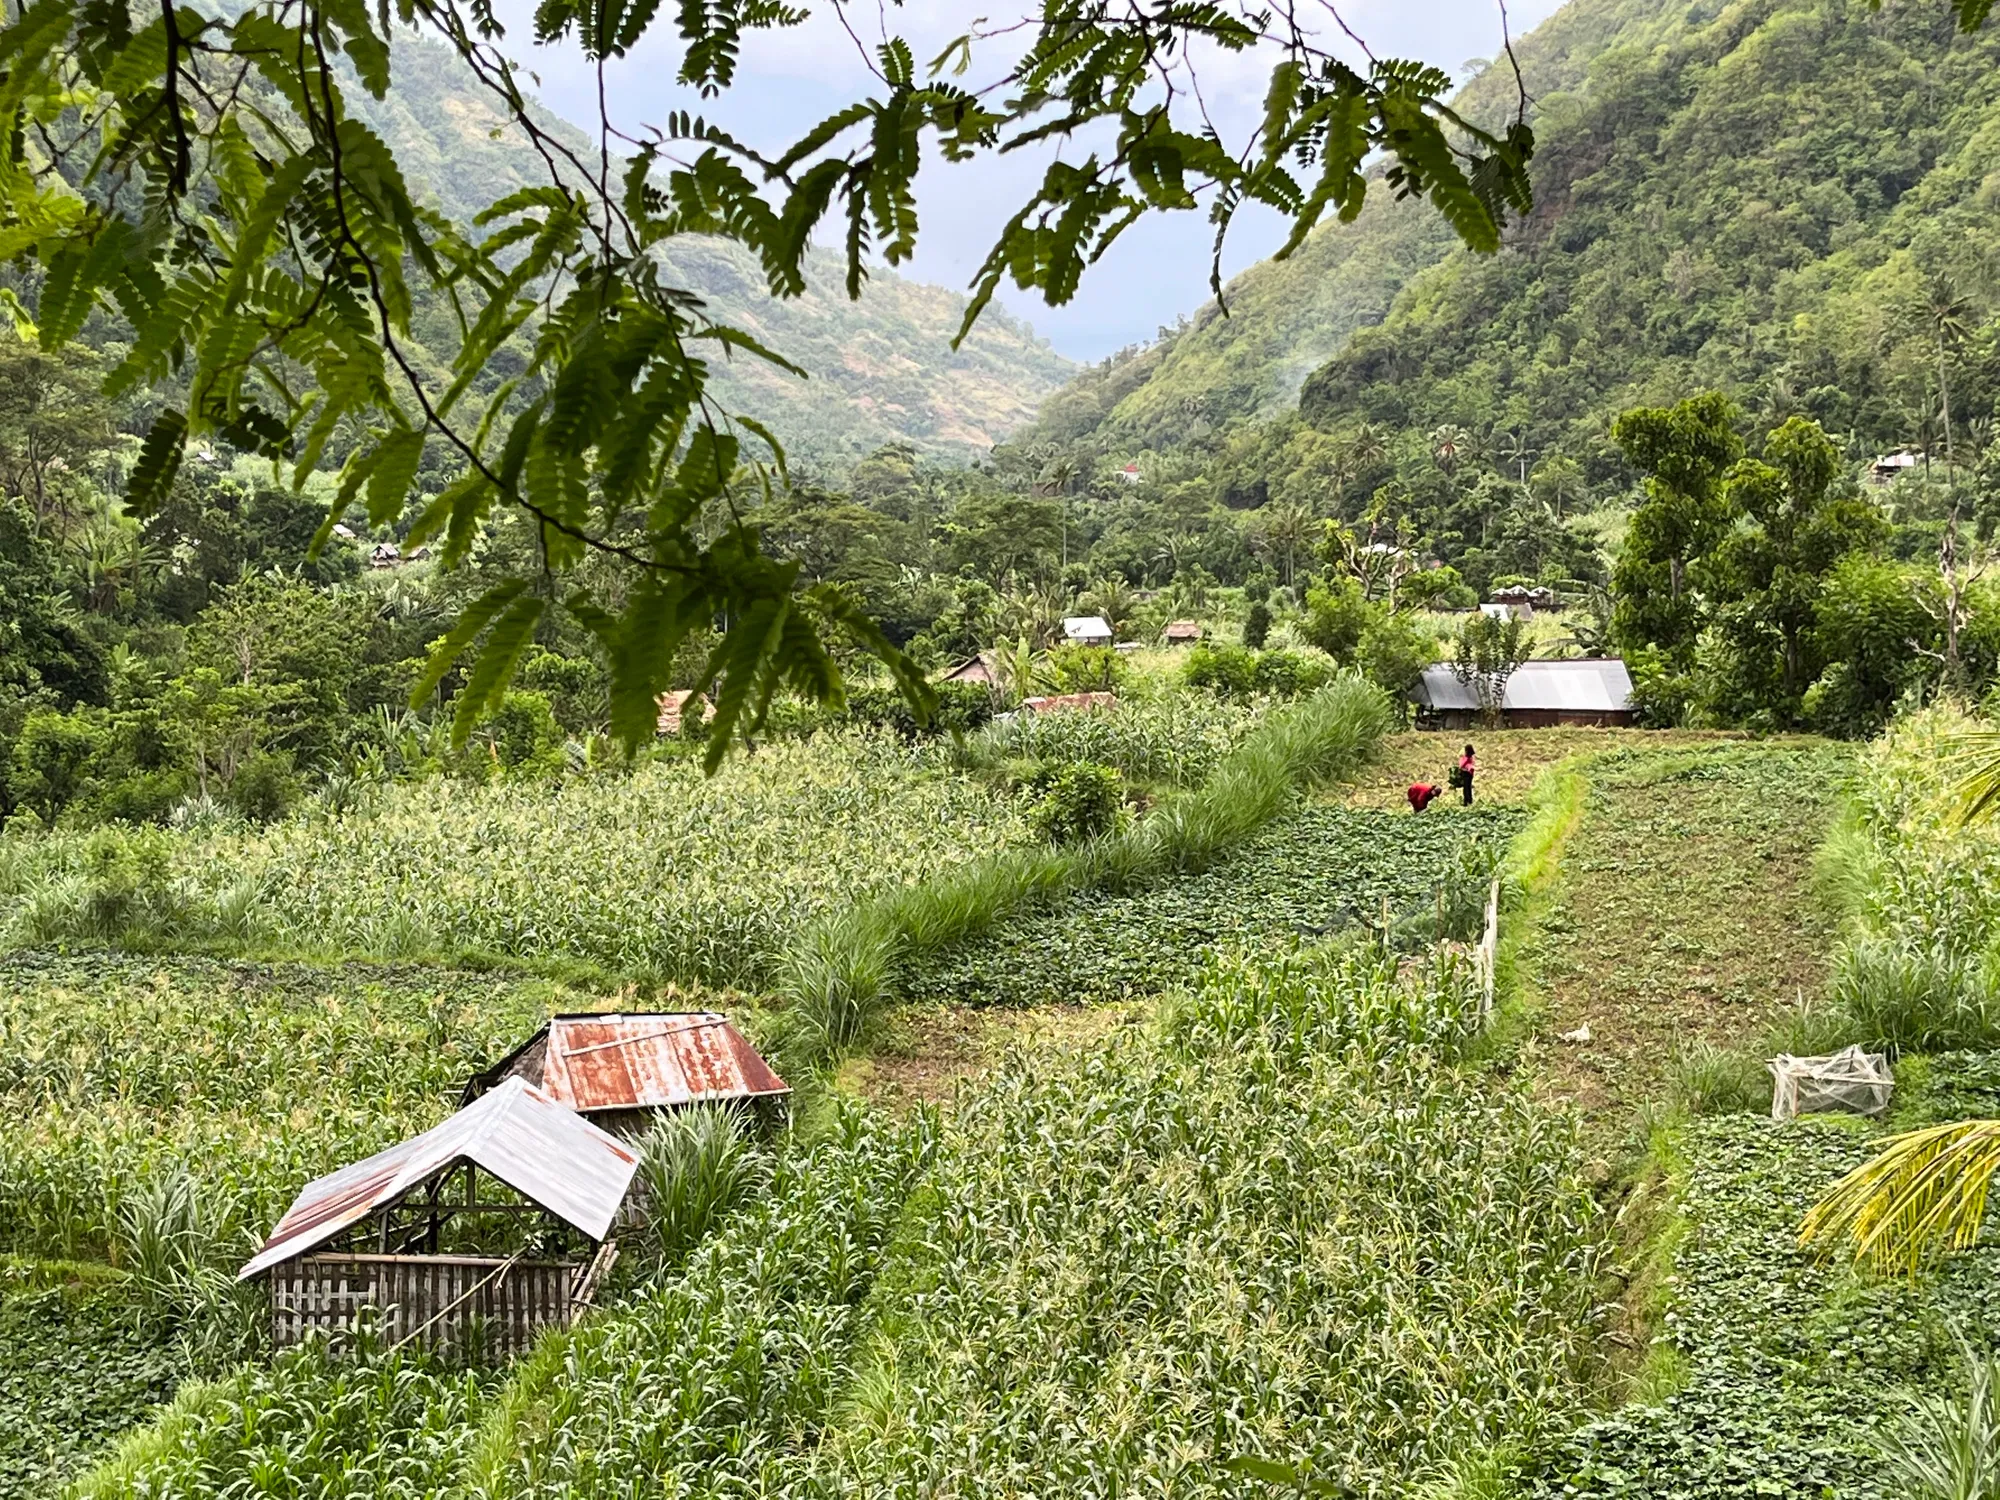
1768,1045,1893,1121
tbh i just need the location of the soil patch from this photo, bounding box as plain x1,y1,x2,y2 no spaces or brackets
842,1001,1144,1108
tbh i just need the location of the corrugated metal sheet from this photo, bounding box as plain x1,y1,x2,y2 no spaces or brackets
477,1013,790,1114
1061,615,1113,642
1411,659,1634,714
1019,691,1120,715
239,1077,638,1281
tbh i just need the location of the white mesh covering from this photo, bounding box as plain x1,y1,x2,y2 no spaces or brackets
1768,1045,1893,1121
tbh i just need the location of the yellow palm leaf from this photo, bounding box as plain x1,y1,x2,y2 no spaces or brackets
1800,1119,2000,1273
1945,729,2000,825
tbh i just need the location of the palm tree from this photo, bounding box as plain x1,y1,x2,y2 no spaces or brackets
1347,421,1388,473
1256,502,1315,587
1494,428,1534,485
1928,271,1972,485
1081,575,1138,640
1801,1119,2000,1272
1429,423,1472,478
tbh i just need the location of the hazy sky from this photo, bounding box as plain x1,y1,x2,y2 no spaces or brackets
487,0,1565,361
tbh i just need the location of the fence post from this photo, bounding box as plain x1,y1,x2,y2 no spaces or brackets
1478,877,1501,1019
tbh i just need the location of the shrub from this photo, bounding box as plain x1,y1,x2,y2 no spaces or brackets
1024,761,1124,845
224,750,301,823
1184,642,1259,697
1300,577,1371,660
1184,644,1330,700
1357,612,1437,700
1251,648,1332,698
8,707,108,826
484,689,565,775
1242,600,1272,649
517,646,604,733
1043,644,1125,694
835,681,993,738
963,694,1254,788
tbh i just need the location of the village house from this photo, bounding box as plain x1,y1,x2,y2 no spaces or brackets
1410,658,1637,730
1061,615,1115,648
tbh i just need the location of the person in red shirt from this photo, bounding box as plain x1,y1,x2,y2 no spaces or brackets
1459,744,1477,805
1407,782,1441,812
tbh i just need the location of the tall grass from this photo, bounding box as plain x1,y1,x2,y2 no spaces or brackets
1813,706,2000,1053
774,678,1392,1063
632,1104,761,1263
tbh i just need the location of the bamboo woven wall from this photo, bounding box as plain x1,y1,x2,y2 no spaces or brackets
268,1253,575,1360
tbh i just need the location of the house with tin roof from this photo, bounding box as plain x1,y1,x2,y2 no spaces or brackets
1410,658,1637,730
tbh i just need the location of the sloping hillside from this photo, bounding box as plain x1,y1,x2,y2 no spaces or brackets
1017,0,1650,452
1297,0,2000,469
1022,0,2000,473
356,40,1074,469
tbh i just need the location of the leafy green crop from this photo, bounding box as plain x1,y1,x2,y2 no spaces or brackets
0,1264,184,1500
904,804,1522,1009
1521,1093,2000,1500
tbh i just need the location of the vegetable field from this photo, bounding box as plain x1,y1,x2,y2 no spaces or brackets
904,804,1521,1008
23,715,2000,1500
1523,1084,2000,1500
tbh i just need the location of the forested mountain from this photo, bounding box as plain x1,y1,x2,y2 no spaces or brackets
357,41,1074,469
1023,0,2000,476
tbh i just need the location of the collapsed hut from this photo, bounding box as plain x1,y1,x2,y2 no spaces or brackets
460,1011,792,1138
238,1077,638,1359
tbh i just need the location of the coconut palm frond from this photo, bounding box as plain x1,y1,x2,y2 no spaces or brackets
1801,1119,2000,1274
1944,731,2000,826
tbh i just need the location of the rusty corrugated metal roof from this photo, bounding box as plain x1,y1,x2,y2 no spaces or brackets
238,1077,638,1281
471,1013,790,1114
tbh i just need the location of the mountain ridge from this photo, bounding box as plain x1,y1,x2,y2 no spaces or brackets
354,38,1075,470
1019,0,2000,477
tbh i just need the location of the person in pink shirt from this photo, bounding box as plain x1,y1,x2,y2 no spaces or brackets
1458,744,1477,806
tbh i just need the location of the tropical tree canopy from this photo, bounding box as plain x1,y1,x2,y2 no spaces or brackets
0,0,1549,764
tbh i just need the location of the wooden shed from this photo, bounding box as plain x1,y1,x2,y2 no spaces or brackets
462,1012,791,1138
238,1078,637,1360
1162,620,1203,645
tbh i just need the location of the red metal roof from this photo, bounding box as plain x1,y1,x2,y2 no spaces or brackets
239,1078,639,1281
480,1013,790,1114
1020,691,1119,714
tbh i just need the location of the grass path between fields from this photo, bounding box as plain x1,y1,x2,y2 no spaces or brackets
1499,737,1852,1133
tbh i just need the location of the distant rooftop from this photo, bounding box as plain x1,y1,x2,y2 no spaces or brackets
1413,658,1634,714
